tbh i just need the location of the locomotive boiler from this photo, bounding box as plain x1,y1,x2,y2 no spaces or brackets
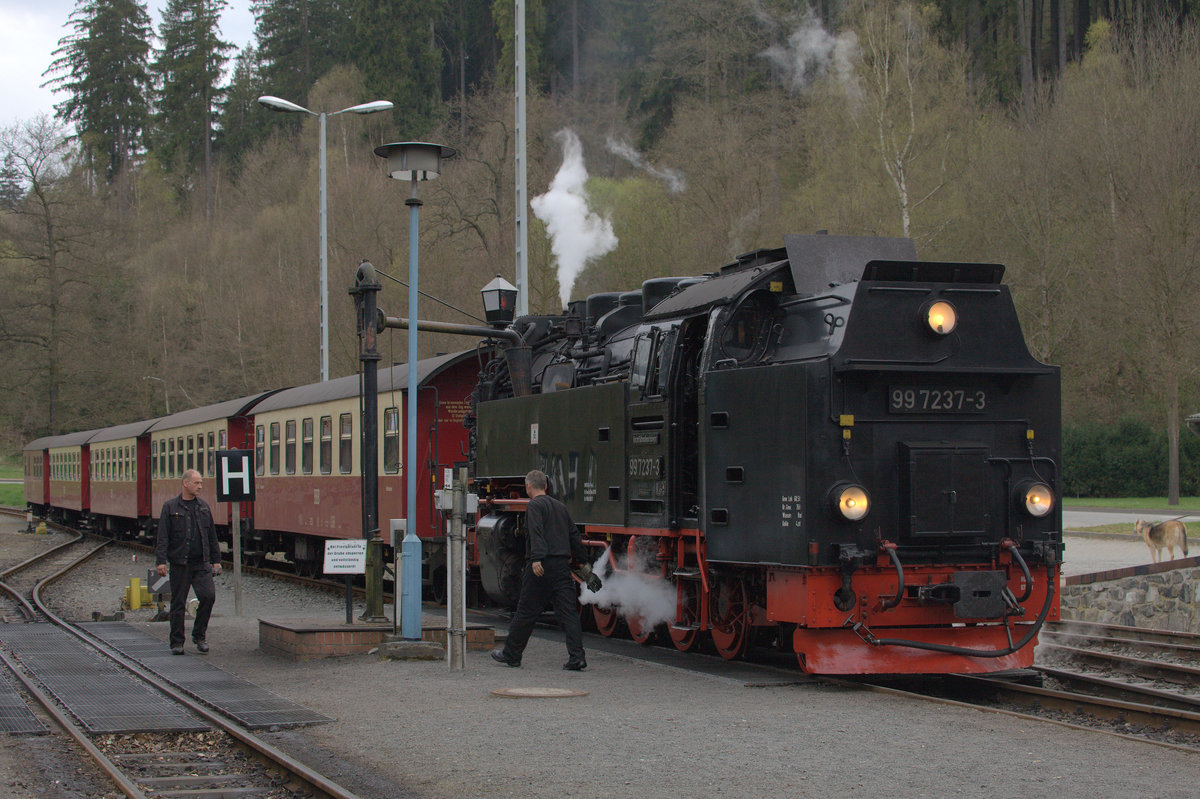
469,234,1062,674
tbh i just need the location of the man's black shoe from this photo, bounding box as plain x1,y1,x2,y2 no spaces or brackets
193,639,209,654
490,649,520,667
562,658,587,671
170,644,184,656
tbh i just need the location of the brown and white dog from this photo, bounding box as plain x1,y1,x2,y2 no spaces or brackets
1133,519,1190,563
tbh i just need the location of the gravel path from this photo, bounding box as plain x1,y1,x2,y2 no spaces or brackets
2,519,1196,799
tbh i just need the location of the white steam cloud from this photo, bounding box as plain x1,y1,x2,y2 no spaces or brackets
761,9,860,99
578,546,677,629
604,136,687,194
530,129,619,308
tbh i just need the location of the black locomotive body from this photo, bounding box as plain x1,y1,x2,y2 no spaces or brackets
471,234,1062,674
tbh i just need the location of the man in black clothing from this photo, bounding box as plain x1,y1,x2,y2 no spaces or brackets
156,469,222,655
491,470,589,670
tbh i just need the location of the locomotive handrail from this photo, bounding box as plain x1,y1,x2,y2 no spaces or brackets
879,542,904,611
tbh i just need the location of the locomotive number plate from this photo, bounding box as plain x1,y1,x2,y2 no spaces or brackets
889,387,987,413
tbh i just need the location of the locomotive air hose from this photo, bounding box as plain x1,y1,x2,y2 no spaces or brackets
851,564,1057,658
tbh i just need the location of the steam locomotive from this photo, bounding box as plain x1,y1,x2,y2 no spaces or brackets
469,234,1062,674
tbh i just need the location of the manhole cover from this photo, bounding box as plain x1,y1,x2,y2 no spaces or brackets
491,687,589,698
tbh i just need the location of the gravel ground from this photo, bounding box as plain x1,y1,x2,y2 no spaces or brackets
3,519,1197,799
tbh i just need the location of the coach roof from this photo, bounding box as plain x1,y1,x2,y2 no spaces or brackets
24,429,103,450
251,351,476,414
89,418,163,444
148,391,282,433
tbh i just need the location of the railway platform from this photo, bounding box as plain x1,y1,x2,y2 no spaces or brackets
0,621,330,734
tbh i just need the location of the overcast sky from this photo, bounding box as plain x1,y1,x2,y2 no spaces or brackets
1,0,256,129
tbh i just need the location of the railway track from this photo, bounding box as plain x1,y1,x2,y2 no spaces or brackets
844,620,1200,755
0,515,366,799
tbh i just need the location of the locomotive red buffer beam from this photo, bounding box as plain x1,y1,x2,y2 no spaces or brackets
767,552,1059,674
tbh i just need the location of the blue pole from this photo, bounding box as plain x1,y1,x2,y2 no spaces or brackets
402,181,423,640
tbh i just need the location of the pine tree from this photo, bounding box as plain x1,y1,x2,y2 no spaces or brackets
351,0,446,135
252,0,355,105
43,0,153,183
151,0,233,209
217,47,270,170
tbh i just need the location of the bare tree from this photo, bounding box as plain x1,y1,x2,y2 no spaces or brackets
0,117,91,433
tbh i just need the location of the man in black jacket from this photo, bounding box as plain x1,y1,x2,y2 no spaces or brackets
491,469,589,670
156,469,222,655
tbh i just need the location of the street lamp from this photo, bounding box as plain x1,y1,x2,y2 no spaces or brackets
257,95,395,382
374,141,456,641
141,376,170,415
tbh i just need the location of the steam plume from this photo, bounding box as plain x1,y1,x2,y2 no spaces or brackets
530,129,618,308
761,9,860,98
579,546,676,629
605,136,687,193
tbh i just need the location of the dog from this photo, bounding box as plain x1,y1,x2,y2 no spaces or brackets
1133,519,1190,563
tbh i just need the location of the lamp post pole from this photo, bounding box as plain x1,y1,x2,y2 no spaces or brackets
257,96,394,381
373,142,456,641
403,177,422,640
318,111,329,382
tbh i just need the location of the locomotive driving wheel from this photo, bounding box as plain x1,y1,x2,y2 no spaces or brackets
668,578,702,652
593,604,620,636
625,613,660,645
710,578,750,660
624,536,662,644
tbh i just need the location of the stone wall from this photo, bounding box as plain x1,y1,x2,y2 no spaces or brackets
1060,563,1199,633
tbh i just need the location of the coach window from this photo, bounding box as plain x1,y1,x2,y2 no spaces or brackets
160,439,168,478
207,432,216,476
167,439,175,478
176,436,184,476
339,414,352,474
301,418,314,475
255,425,265,476
270,422,281,475
285,420,297,475
185,436,193,471
320,416,332,475
384,407,400,473
152,441,158,479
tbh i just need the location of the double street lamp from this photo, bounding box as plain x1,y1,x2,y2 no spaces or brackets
257,95,395,382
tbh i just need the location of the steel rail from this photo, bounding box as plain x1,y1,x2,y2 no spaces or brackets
833,674,1200,755
1036,642,1200,685
29,534,365,799
0,646,148,798
1042,619,1200,653
1035,665,1200,713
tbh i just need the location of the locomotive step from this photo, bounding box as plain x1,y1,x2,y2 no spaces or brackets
672,569,701,579
670,623,700,631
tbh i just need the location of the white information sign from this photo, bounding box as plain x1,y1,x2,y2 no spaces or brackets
323,539,368,575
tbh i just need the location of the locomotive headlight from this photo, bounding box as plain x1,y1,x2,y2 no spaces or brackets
1017,481,1054,518
830,483,870,521
923,300,957,335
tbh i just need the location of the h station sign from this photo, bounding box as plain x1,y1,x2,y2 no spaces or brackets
215,450,255,502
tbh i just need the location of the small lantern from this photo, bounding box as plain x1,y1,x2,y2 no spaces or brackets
481,275,518,326
374,141,457,181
